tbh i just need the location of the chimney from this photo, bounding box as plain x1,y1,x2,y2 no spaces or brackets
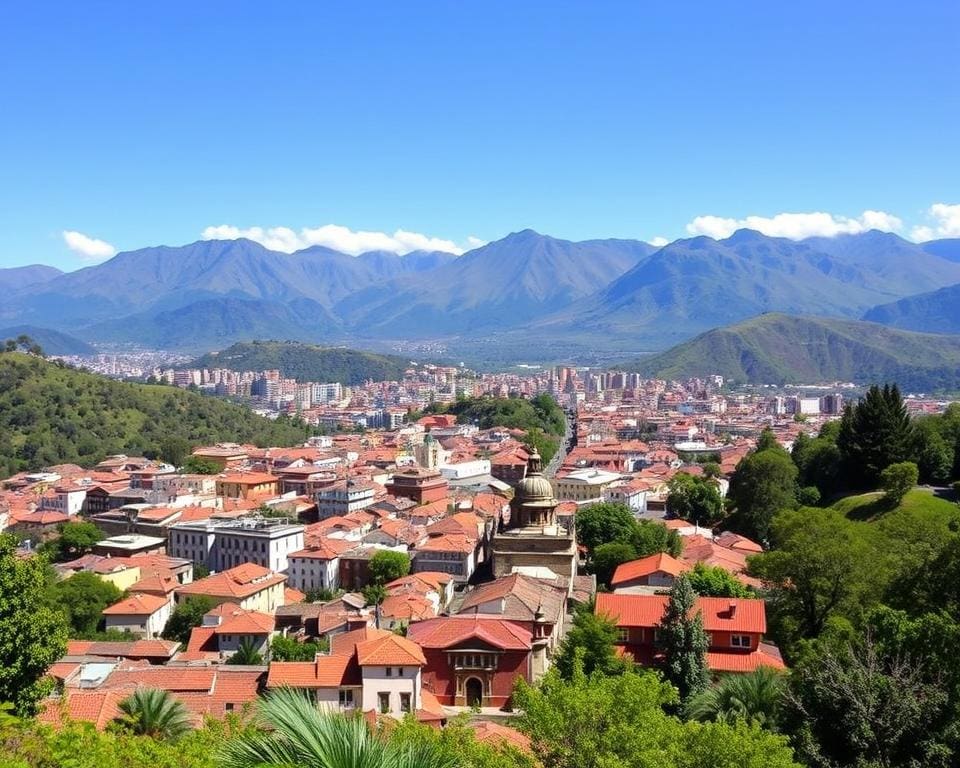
728,601,737,616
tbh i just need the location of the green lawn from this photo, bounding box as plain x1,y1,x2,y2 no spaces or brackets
829,488,959,522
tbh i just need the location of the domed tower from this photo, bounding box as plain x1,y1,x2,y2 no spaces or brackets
509,450,558,529
492,447,577,590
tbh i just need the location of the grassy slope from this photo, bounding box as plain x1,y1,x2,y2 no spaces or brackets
0,352,312,478
191,340,412,384
829,488,959,522
626,313,960,390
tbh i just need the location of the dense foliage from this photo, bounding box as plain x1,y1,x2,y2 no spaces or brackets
161,596,217,645
0,535,67,715
367,550,411,585
432,394,565,462
191,340,412,385
46,571,123,638
513,663,800,768
554,602,630,679
576,501,681,559
0,353,313,479
666,472,724,525
659,575,709,702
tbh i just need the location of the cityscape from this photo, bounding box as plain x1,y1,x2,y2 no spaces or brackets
1,3,959,768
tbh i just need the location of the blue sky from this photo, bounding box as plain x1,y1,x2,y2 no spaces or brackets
1,1,958,269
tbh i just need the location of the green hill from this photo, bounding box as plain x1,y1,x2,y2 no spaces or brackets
624,313,960,391
191,340,413,384
0,326,96,356
0,352,313,479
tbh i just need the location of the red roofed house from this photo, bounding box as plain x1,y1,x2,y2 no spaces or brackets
610,552,691,592
385,467,449,505
407,616,534,709
102,593,174,639
267,626,428,719
175,563,286,613
595,593,785,674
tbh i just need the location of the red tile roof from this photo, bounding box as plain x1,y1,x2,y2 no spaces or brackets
355,633,426,666
407,616,532,651
595,593,767,634
102,593,170,616
610,553,691,586
176,563,285,601
266,654,355,688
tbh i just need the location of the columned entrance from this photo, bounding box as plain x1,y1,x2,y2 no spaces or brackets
465,677,483,707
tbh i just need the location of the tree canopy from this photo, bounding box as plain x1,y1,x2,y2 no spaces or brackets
161,596,217,645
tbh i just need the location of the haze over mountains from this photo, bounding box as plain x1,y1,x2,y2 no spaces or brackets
5,228,960,364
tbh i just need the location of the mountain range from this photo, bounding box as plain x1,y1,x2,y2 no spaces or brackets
5,229,960,363
625,313,960,392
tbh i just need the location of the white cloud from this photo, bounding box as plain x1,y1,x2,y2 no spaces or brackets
910,203,960,241
648,236,669,247
62,230,117,262
685,210,903,240
201,223,478,256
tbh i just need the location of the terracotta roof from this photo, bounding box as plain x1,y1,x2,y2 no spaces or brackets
380,593,436,622
595,593,767,634
355,633,426,666
470,721,533,752
415,533,476,554
285,586,306,604
407,616,532,650
386,571,453,593
102,593,170,616
610,553,691,586
176,563,286,601
707,647,786,672
214,609,275,635
37,691,123,730
330,626,393,656
458,573,565,623
64,639,179,660
266,654,355,688
416,688,447,722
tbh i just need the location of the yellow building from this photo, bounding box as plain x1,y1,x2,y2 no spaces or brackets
174,563,287,613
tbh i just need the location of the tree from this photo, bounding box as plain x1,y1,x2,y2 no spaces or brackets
48,571,123,637
728,450,798,543
116,688,193,740
747,508,882,647
879,461,918,507
687,563,751,598
44,521,104,562
591,541,638,587
837,384,914,487
785,631,952,768
685,667,785,730
270,634,329,661
575,502,638,553
659,574,709,701
796,486,821,506
0,534,68,714
555,602,629,679
913,418,954,485
362,583,387,606
181,456,221,475
227,637,264,665
305,586,338,603
162,596,217,645
159,436,192,468
755,428,780,453
667,472,724,526
218,688,456,768
631,518,682,558
389,715,539,768
513,663,799,768
367,550,411,585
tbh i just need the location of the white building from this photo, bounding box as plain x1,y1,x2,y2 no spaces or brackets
168,517,305,573
102,594,173,639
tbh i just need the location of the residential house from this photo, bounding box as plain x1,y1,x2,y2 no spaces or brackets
175,563,287,613
610,552,691,593
102,593,173,639
595,593,785,673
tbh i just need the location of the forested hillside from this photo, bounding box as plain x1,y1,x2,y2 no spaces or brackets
429,394,566,461
191,340,412,384
0,353,313,478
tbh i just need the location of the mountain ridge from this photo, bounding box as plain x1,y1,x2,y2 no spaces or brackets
624,313,960,392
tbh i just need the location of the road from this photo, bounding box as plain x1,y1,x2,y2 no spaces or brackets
544,409,574,479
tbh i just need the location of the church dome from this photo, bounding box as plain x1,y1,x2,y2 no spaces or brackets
514,450,557,506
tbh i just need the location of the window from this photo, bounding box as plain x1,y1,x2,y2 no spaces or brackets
731,634,752,648
617,628,629,643
225,703,235,712
399,693,411,713
338,689,354,707
378,692,390,714
386,667,393,677
397,667,404,676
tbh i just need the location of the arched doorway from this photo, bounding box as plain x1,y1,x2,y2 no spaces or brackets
465,677,483,707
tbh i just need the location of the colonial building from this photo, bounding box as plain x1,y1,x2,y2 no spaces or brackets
408,616,534,708
490,451,577,588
